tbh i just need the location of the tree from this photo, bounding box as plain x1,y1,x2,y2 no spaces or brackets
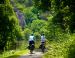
24,28,32,40
33,0,51,11
0,0,23,50
31,20,47,33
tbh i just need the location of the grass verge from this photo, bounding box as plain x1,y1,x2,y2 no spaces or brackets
0,49,29,58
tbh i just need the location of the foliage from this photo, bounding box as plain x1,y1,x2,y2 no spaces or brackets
24,28,32,40
1,0,75,58
0,0,5,4
0,0,23,51
31,7,39,14
24,11,36,25
34,32,41,40
31,19,47,32
43,34,75,58
67,35,75,58
33,0,75,33
33,0,51,11
17,0,33,7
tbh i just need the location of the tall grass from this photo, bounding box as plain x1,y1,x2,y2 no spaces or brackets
0,49,29,58
43,34,75,58
0,40,29,58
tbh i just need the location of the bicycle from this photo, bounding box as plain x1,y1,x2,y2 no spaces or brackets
39,42,45,53
29,44,35,54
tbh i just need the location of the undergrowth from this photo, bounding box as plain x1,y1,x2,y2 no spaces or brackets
43,34,75,58
0,49,29,58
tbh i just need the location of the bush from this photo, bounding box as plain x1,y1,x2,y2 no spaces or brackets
68,39,75,58
24,28,32,40
34,32,41,40
34,32,41,48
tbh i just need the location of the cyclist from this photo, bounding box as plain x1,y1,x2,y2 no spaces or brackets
40,34,46,53
28,34,35,54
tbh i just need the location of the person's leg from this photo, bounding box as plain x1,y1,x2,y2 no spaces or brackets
29,41,34,54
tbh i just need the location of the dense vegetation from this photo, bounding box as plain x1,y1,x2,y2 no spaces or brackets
0,0,75,58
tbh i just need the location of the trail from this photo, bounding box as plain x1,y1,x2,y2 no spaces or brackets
19,51,43,58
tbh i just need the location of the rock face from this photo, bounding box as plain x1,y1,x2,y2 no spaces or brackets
10,0,26,29
16,10,26,29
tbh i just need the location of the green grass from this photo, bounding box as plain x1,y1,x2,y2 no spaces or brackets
5,55,19,58
14,49,29,55
0,49,29,58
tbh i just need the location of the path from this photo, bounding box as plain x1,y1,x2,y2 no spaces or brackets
19,51,43,58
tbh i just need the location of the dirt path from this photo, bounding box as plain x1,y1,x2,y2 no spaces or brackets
19,51,43,58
